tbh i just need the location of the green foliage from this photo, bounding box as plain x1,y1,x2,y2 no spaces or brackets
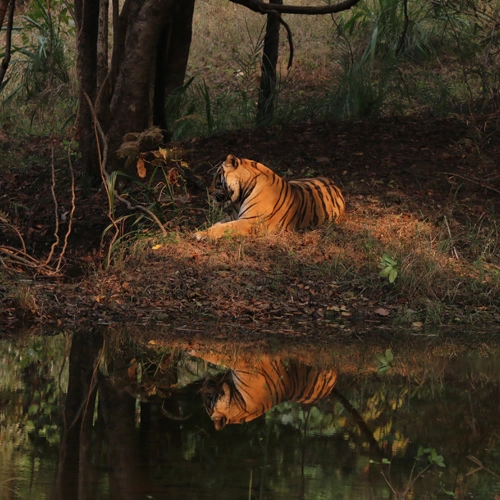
379,254,399,283
4,0,74,101
169,22,265,140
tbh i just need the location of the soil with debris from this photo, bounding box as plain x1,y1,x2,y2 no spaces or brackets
1,113,500,336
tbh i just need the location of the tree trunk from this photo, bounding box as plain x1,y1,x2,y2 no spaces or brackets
105,0,175,172
74,0,100,179
0,0,15,87
153,0,196,136
97,0,109,91
257,0,282,125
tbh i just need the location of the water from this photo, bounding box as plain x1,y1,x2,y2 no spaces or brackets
1,327,500,499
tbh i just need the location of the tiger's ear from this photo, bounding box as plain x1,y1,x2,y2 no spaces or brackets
224,154,240,171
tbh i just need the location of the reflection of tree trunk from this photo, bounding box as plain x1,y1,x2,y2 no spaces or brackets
99,373,142,500
153,0,195,136
257,0,282,125
55,331,103,500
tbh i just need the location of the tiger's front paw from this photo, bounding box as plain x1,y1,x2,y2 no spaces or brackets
194,230,208,241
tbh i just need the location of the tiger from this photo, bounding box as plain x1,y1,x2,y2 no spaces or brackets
195,154,345,240
193,351,338,430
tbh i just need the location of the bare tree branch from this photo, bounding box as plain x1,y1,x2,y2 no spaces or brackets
230,0,361,15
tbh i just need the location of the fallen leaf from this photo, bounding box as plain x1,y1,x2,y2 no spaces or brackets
137,157,146,178
374,308,390,316
315,156,330,165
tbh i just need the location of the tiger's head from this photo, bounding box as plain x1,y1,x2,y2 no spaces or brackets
209,154,250,209
202,374,251,430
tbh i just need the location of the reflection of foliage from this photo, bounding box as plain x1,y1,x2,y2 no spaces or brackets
371,447,454,498
0,334,68,494
375,348,394,374
2,335,500,499
267,402,336,436
22,360,63,445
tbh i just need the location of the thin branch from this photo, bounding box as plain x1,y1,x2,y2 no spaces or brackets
83,91,121,263
82,92,168,246
45,136,61,266
114,191,168,236
0,246,60,275
56,140,78,272
0,218,27,253
230,0,361,15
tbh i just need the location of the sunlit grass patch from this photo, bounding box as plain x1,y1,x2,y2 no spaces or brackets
103,193,499,327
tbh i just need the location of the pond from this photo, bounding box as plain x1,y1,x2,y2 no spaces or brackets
1,327,500,500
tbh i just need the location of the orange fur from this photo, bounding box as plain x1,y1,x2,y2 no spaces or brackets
195,154,345,240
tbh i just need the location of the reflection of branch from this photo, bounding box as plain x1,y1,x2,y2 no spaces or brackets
333,388,384,458
467,455,500,480
160,403,191,421
66,341,105,433
440,171,500,195
230,0,361,15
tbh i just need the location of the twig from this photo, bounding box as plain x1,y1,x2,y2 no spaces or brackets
56,139,77,272
440,171,500,195
0,217,27,253
114,192,167,236
83,91,167,239
83,91,121,264
443,216,460,260
45,135,61,266
0,246,60,275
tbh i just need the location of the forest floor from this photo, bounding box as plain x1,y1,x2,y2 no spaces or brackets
1,112,500,339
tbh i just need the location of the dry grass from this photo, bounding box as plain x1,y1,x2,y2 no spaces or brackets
100,191,499,328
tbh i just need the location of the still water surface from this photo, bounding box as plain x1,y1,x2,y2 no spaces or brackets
1,328,500,500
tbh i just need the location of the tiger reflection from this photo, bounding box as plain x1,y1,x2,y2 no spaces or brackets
197,352,337,430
